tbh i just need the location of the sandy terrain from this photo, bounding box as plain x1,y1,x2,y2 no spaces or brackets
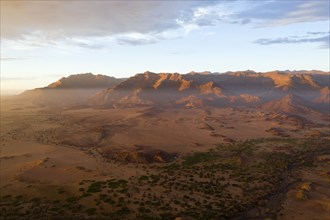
1,96,329,219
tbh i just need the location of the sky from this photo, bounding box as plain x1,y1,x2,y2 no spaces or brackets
1,0,329,94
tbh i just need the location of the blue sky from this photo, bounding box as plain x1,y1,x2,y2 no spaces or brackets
1,0,329,94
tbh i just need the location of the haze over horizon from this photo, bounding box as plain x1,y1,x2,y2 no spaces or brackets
1,0,329,94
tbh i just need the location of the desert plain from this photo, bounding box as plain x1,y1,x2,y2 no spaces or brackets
0,71,330,220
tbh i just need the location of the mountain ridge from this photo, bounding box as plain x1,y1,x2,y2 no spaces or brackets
91,70,329,112
46,73,125,89
18,73,126,106
18,70,329,113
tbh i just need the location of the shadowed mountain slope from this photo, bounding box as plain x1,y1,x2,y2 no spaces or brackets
262,94,312,114
47,73,123,89
19,73,125,106
91,70,329,113
18,70,329,113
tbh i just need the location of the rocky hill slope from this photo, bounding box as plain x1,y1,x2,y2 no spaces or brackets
19,73,125,106
91,70,329,113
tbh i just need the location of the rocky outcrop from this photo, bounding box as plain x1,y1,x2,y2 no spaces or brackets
103,149,177,164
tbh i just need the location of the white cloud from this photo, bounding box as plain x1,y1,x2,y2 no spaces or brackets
1,1,220,48
254,32,330,49
1,1,215,38
235,0,329,26
1,0,328,49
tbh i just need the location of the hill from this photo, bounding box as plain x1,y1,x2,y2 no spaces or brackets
47,73,123,89
19,73,125,106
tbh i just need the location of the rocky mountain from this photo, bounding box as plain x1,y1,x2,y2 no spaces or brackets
262,94,311,114
18,70,329,113
91,71,233,108
91,70,329,113
47,73,123,89
315,87,330,104
19,73,125,106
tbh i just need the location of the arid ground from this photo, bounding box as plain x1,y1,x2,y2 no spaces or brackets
2,0,330,218
1,90,329,219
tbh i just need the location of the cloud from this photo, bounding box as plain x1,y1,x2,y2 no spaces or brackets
115,32,161,46
65,37,109,49
234,0,330,26
1,1,216,44
254,33,330,48
307,31,330,35
1,1,329,48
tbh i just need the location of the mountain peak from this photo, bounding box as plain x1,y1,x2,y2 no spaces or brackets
321,86,330,94
280,94,303,104
19,70,329,113
46,73,122,89
262,93,310,113
19,73,125,106
188,71,212,75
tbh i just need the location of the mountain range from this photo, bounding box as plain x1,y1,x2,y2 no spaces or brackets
18,70,329,113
